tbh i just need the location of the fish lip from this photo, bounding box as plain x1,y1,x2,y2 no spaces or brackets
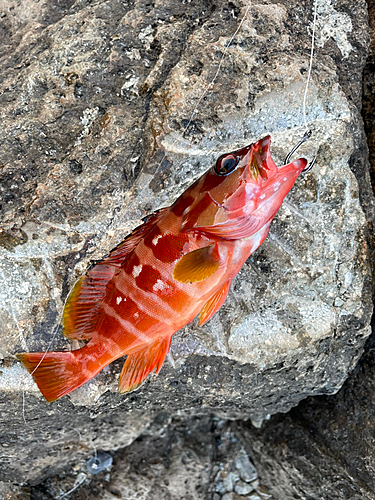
278,157,307,173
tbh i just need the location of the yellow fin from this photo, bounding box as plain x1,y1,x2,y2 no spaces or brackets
173,244,221,284
198,279,232,326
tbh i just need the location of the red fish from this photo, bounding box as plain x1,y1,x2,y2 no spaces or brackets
17,136,307,402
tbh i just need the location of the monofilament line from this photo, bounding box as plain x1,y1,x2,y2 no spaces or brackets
302,0,318,131
156,0,252,171
22,276,82,425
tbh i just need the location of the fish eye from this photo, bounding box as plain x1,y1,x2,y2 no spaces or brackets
214,154,238,176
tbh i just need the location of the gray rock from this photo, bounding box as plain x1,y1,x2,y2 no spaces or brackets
234,479,253,495
214,470,239,494
0,0,373,489
234,453,258,483
222,493,234,500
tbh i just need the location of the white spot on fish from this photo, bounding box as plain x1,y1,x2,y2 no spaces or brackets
116,296,123,305
134,312,139,319
132,264,142,277
260,194,265,199
283,177,287,181
153,279,165,292
152,234,162,246
273,182,280,192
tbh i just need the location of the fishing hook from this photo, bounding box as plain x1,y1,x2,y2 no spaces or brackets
284,130,316,173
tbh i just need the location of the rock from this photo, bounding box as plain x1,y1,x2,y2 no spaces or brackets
214,470,239,494
222,494,234,500
234,453,258,483
241,330,375,500
234,479,253,495
0,0,373,490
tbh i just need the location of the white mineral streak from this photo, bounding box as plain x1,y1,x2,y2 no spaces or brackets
74,107,100,146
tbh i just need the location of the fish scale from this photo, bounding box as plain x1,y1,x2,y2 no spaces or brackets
17,136,307,402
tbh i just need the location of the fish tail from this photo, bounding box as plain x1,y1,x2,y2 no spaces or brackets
16,350,93,403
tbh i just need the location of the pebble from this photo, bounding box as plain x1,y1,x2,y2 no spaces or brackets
222,493,234,500
215,471,239,494
234,480,253,495
234,454,258,482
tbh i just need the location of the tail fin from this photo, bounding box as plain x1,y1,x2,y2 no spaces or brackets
16,351,90,403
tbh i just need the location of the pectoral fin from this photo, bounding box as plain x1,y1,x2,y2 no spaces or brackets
118,336,172,394
172,244,221,284
198,279,232,326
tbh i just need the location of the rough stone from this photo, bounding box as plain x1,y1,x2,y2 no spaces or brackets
0,0,373,491
234,453,258,483
234,480,253,495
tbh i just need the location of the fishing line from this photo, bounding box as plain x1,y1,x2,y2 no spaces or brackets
302,0,318,132
152,0,252,177
57,474,87,499
105,0,253,253
21,275,82,425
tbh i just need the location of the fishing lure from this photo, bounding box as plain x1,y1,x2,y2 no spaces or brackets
17,134,313,402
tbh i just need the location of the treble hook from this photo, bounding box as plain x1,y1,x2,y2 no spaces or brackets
284,129,316,173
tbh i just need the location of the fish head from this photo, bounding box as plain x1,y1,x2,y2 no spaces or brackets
179,136,308,239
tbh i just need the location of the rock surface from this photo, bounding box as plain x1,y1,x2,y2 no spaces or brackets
0,0,374,492
17,328,375,499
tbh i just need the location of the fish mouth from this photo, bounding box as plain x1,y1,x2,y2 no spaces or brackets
241,135,277,180
277,157,307,174
234,135,307,180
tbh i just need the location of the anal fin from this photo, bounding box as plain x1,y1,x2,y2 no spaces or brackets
198,279,232,326
118,335,172,394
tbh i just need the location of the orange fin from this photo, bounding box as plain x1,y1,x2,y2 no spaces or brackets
16,351,90,403
118,336,172,394
63,207,168,340
173,244,221,284
198,279,232,326
63,265,117,340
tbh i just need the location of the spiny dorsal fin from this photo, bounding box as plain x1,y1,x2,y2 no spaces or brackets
104,207,168,265
118,336,172,393
62,207,168,340
198,279,232,326
172,244,221,284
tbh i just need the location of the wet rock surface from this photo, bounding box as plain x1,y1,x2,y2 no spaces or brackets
13,328,375,500
0,0,374,496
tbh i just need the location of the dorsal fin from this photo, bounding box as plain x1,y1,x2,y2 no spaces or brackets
63,207,168,340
